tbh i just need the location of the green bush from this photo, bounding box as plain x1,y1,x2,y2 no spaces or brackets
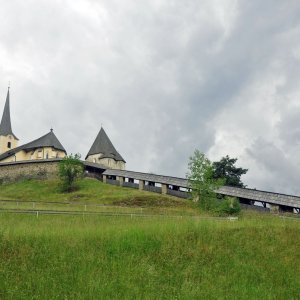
198,195,219,211
58,154,84,192
217,196,241,215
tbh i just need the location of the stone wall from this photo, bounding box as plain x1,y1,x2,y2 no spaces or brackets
0,159,61,183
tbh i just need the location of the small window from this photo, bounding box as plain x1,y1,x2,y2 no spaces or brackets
7,142,11,149
37,149,43,158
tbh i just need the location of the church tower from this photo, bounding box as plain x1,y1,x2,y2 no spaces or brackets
85,127,126,170
0,88,19,155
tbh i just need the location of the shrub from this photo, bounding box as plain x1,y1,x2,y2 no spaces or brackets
58,154,84,192
217,196,241,215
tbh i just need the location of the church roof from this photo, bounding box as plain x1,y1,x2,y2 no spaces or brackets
21,130,66,152
0,129,66,161
85,127,125,162
0,88,18,140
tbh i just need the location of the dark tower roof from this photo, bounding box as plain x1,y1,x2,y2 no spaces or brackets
85,127,125,162
0,88,18,139
20,129,66,153
0,129,66,161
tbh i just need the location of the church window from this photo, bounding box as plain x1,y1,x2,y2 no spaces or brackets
7,142,11,149
37,150,43,158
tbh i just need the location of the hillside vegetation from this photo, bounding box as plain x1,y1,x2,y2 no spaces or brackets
0,214,299,299
0,178,198,215
0,178,299,299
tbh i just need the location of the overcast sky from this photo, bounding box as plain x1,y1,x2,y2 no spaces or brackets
1,0,300,194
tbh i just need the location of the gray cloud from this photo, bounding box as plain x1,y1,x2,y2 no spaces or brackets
0,0,300,194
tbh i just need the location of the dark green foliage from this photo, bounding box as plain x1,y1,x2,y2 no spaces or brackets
212,155,248,188
58,154,84,192
217,196,241,215
187,150,224,210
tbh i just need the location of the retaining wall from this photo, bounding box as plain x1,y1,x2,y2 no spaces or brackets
0,159,61,183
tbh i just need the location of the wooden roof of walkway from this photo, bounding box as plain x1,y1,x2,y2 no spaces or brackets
101,167,300,209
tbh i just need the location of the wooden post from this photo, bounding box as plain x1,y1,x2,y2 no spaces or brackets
103,174,107,183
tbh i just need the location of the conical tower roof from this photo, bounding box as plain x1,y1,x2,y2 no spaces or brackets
0,88,18,139
85,127,125,162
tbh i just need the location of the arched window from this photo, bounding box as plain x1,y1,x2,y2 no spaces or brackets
7,142,11,149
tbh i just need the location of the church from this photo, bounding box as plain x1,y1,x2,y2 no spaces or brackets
0,88,126,170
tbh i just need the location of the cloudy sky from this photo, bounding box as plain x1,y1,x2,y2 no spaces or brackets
1,0,300,194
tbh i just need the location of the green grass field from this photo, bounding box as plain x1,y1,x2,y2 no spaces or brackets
0,214,299,299
0,178,299,299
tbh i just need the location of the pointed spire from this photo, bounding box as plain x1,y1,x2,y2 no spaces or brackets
85,127,125,162
0,88,18,139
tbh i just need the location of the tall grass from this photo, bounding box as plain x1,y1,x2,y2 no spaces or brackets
0,213,299,299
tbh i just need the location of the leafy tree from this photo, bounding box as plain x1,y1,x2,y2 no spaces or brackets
187,150,225,211
58,154,84,192
212,155,248,188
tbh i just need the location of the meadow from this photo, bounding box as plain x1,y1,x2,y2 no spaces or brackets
0,178,198,216
0,179,299,299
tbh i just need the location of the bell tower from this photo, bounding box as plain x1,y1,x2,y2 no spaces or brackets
0,87,19,155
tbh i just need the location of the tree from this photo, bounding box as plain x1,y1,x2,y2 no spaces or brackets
212,155,248,188
58,154,84,192
187,150,225,211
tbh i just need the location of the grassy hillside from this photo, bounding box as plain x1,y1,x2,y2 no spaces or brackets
0,178,299,299
0,214,299,299
0,178,198,215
